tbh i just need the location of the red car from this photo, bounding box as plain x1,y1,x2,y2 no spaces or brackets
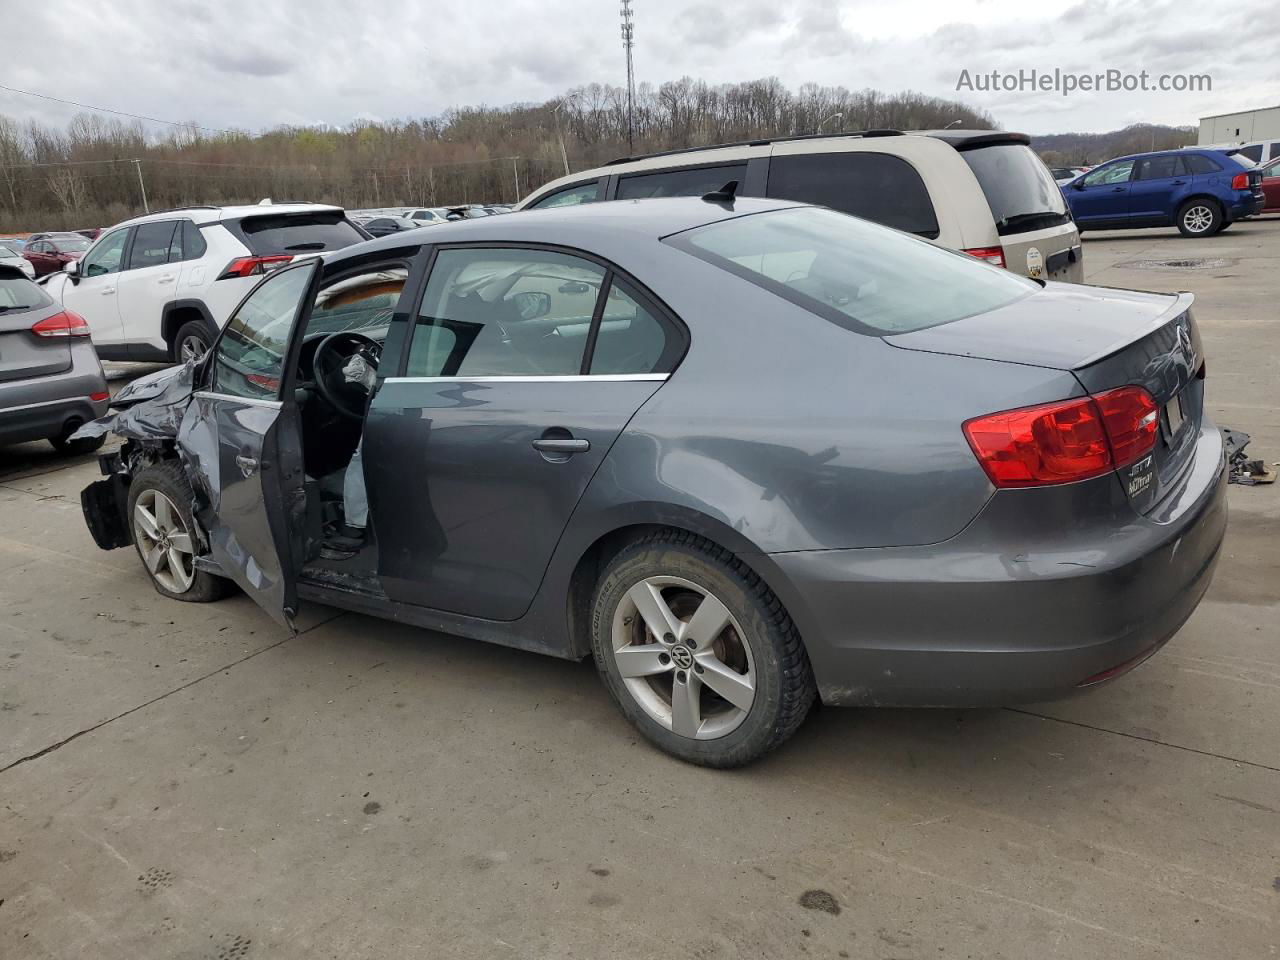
1260,157,1280,213
21,234,90,277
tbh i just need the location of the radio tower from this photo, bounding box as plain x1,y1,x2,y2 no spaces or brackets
620,0,636,151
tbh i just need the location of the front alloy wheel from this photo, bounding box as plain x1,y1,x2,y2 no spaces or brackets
132,488,195,593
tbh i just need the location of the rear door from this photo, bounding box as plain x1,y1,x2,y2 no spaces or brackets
1128,154,1187,223
1069,159,1136,226
364,244,683,620
182,260,319,626
116,219,181,355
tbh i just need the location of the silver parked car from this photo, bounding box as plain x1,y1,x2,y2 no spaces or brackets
74,198,1224,767
0,242,35,279
0,265,109,454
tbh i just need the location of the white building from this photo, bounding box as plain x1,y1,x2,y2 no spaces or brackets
1198,105,1280,146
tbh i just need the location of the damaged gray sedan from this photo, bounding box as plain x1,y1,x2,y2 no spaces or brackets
77,197,1226,767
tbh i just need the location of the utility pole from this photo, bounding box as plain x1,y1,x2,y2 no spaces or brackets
133,158,149,214
620,0,636,151
512,158,520,203
553,95,577,177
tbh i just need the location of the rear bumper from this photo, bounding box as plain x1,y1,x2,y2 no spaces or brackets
1227,191,1262,219
771,420,1227,707
0,344,109,445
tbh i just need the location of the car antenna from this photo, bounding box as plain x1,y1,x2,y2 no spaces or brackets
701,180,739,205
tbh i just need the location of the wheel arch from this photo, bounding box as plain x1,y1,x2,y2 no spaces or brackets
161,300,218,353
557,504,820,664
1178,193,1224,216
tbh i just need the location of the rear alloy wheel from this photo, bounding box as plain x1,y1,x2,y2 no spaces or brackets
590,530,815,767
127,461,230,602
1176,200,1222,237
173,319,213,363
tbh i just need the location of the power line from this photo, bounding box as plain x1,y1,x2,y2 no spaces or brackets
0,82,238,136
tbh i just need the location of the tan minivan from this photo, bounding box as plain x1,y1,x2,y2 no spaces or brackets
517,129,1084,283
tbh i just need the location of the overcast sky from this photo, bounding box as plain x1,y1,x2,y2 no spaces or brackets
3,0,1276,137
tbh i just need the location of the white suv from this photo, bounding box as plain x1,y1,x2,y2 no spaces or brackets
42,202,370,362
517,129,1084,283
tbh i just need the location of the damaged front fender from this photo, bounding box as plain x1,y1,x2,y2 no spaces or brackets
70,357,200,443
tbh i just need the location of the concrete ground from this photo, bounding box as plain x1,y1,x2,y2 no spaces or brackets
1,218,1278,960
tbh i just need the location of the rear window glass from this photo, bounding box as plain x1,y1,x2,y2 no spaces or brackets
767,152,940,238
0,274,52,311
1185,154,1223,174
235,211,366,255
617,164,746,200
961,144,1070,236
1237,144,1263,163
128,220,178,270
529,181,600,208
667,207,1036,335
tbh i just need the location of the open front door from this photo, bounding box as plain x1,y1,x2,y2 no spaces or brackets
178,260,320,627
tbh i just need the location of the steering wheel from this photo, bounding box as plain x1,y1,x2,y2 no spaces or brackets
312,332,382,420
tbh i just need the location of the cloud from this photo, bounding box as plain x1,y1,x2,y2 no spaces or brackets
0,0,1273,137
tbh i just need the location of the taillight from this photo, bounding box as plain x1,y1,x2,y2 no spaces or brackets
31,310,91,338
89,391,109,402
1093,385,1158,467
1230,173,1248,190
963,386,1158,488
962,246,1006,268
217,255,293,280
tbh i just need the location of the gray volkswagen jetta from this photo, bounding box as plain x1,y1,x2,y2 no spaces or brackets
74,197,1225,767
0,264,109,455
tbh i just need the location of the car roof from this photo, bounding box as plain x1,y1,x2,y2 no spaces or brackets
110,202,345,230
328,196,807,266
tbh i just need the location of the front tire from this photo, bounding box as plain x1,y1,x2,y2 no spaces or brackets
590,530,815,767
127,461,230,602
1176,199,1222,237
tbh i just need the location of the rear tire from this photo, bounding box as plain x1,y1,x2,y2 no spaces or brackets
49,431,105,456
172,318,215,364
589,529,816,767
1176,199,1222,237
127,461,231,602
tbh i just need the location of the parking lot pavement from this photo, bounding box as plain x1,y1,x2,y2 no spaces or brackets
2,225,1278,959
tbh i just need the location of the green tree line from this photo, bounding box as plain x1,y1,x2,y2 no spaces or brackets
0,77,994,232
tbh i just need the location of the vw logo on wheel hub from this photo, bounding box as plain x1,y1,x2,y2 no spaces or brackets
670,644,694,670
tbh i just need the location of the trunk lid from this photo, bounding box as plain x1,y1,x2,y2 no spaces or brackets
888,283,1204,513
0,301,71,384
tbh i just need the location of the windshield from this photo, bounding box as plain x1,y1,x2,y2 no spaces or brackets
53,236,91,252
961,144,1071,235
667,206,1037,335
0,245,19,257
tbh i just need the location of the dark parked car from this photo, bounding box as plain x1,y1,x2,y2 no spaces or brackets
74,198,1225,767
353,215,424,238
1259,157,1280,213
23,234,91,276
0,265,109,454
1064,148,1263,236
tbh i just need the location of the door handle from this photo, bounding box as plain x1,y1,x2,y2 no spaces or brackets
1111,187,1126,192
532,438,590,454
235,454,259,478
158,274,175,284
101,286,116,295
1172,179,1187,185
